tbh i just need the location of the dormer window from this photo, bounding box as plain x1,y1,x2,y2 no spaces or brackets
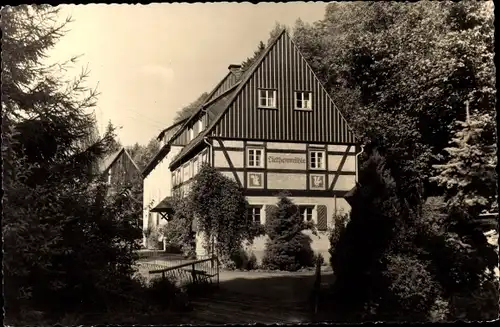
295,91,312,110
192,121,199,136
198,116,204,134
258,89,277,109
189,127,194,141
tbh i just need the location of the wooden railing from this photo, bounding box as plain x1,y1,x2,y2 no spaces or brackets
148,256,220,290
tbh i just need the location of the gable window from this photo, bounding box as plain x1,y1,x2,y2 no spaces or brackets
309,150,325,170
295,92,312,110
247,147,264,168
299,206,314,222
247,206,262,224
258,89,277,109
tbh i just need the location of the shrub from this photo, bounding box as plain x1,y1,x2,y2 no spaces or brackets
229,248,259,270
328,151,442,322
262,194,316,271
146,276,187,310
328,212,350,269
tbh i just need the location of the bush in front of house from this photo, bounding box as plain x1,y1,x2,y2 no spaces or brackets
328,212,350,269
262,194,316,271
156,196,196,258
229,248,259,270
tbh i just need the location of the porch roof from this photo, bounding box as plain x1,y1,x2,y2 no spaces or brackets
150,196,175,213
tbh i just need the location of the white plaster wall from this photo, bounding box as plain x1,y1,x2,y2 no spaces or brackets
142,145,183,247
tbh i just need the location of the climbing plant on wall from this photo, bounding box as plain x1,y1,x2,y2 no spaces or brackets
189,164,264,265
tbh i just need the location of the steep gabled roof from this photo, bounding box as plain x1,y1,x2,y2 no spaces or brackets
100,148,123,173
169,28,358,169
143,73,241,177
169,88,239,166
169,29,287,169
167,71,240,147
156,118,188,141
99,147,141,174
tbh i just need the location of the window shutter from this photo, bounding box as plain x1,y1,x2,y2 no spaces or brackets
317,205,327,231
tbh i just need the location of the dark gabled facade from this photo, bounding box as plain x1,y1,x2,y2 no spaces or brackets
168,29,357,171
100,147,142,194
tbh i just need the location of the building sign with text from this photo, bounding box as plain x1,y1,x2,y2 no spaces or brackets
267,153,307,170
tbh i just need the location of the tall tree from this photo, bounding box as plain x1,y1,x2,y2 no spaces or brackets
241,40,266,71
293,1,494,200
298,2,498,321
267,21,289,44
2,6,141,323
431,105,497,217
127,136,161,170
105,120,122,153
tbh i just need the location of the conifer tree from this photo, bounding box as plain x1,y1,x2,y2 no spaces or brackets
2,6,142,322
431,104,497,217
241,41,266,70
262,195,316,271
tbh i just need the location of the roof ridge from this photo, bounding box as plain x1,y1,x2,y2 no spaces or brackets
169,29,287,169
167,71,234,147
157,117,188,140
204,28,285,133
123,148,141,172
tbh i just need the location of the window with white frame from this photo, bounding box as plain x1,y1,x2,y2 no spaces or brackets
247,147,264,168
189,127,194,141
295,91,312,110
198,116,204,134
192,121,199,136
247,206,262,224
299,206,314,222
309,150,325,170
193,157,199,176
258,89,277,108
183,163,190,180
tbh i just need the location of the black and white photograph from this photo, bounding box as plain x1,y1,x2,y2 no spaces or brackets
1,1,498,325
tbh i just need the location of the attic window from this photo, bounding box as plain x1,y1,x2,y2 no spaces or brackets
258,89,277,109
198,116,204,134
295,92,312,110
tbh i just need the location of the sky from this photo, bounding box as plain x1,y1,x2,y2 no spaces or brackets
47,2,328,146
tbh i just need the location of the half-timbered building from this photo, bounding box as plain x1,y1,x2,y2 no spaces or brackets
144,29,361,260
100,147,142,194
